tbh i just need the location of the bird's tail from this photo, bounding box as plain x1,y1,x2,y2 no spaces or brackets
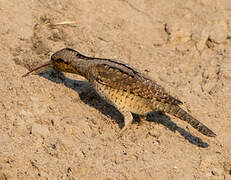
154,102,216,137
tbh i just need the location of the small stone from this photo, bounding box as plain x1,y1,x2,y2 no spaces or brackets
221,63,231,79
67,167,72,173
19,110,33,117
209,20,228,44
31,123,50,137
167,23,192,45
193,30,210,51
51,120,54,126
211,167,224,176
51,144,56,150
64,125,73,136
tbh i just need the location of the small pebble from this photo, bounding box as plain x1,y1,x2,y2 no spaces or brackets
31,123,50,137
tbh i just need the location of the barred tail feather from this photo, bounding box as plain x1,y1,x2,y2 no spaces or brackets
164,104,216,137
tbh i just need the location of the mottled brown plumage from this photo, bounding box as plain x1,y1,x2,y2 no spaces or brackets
23,48,216,137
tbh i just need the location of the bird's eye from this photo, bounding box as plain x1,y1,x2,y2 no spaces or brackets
55,58,70,65
56,58,64,63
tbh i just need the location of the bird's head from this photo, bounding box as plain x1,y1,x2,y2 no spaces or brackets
50,48,79,73
22,48,84,77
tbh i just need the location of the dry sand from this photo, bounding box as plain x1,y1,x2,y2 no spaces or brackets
0,0,231,179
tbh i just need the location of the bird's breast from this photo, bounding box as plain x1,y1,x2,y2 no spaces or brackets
92,81,153,115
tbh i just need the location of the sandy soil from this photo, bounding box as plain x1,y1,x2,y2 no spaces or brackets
0,0,231,179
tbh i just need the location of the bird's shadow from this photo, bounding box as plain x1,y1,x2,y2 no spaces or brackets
38,69,209,148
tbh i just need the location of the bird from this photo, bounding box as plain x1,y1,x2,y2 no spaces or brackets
23,48,216,137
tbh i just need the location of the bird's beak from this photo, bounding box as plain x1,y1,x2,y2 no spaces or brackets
22,61,52,77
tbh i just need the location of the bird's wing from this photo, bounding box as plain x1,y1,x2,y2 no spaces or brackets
90,62,182,105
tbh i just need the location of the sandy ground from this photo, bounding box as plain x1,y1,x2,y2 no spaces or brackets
0,0,231,179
